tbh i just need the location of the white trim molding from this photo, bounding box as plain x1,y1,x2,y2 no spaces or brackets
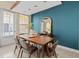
57,45,79,54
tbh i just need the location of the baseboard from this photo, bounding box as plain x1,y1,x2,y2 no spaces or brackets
57,45,79,54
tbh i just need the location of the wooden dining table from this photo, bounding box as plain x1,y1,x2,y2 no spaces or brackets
17,34,53,57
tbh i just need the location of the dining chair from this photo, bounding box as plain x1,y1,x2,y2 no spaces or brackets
19,38,38,58
14,36,22,58
46,40,58,58
39,32,54,37
14,33,27,57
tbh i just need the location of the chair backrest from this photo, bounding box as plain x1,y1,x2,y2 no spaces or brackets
19,33,27,35
39,33,47,36
14,36,20,45
19,38,29,50
14,33,27,44
52,40,58,50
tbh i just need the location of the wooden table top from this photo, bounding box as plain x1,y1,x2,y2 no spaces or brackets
18,35,53,46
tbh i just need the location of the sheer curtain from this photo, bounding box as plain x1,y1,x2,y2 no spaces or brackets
0,10,15,46
19,14,30,34
3,11,14,36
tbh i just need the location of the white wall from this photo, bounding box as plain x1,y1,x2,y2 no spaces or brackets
0,36,15,46
0,9,3,47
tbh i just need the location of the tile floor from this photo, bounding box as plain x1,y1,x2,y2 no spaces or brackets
0,44,79,58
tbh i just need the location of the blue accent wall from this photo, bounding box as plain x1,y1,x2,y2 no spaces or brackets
32,1,79,50
78,2,79,50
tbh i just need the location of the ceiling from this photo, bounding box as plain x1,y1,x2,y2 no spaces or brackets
12,1,62,15
0,1,16,9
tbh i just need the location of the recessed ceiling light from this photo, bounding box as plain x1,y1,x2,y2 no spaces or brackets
43,1,47,3
24,11,26,12
34,5,38,7
28,8,31,11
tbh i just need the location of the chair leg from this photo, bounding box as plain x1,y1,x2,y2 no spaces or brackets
46,46,51,57
29,54,31,58
42,46,45,58
52,51,54,55
17,47,22,58
14,45,17,54
54,50,57,58
20,50,23,58
29,51,32,58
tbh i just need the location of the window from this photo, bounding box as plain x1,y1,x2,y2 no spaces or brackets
19,14,30,34
3,11,14,36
